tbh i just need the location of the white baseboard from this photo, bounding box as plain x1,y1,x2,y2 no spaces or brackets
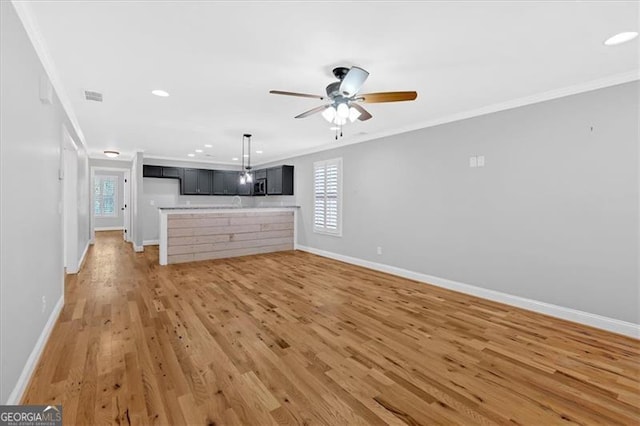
95,226,123,231
297,245,640,339
143,239,159,246
77,239,90,271
133,243,144,252
65,239,90,275
5,295,64,404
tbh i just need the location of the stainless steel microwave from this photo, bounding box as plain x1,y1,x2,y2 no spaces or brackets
254,178,266,195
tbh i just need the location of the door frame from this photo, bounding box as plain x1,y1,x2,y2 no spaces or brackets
90,166,132,243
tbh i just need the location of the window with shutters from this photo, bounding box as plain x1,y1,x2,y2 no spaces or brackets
94,175,118,217
313,158,342,236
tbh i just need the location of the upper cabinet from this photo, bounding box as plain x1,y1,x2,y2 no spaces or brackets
162,167,182,179
182,168,212,195
143,165,181,180
266,165,294,195
143,164,293,196
143,165,163,178
213,170,239,195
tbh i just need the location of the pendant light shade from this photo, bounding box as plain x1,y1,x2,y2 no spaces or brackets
336,102,350,119
322,106,337,122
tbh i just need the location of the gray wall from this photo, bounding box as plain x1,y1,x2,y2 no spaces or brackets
282,82,639,324
0,1,89,402
94,170,125,229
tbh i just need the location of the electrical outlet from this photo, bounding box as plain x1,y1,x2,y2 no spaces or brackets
41,296,46,313
469,156,477,168
477,155,485,167
377,246,382,255
150,200,155,206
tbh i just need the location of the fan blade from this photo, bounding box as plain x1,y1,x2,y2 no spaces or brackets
360,91,417,103
270,90,325,100
295,104,329,119
350,103,372,121
339,66,369,97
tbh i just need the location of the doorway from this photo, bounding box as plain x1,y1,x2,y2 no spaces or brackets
90,167,131,243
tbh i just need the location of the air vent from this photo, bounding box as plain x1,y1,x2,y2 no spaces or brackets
84,90,103,102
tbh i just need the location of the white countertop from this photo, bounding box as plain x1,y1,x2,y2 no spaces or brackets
158,205,299,214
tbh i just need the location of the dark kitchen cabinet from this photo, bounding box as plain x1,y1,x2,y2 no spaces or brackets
213,171,239,195
143,165,162,178
197,169,212,194
254,169,266,180
143,164,293,197
267,165,294,195
182,169,212,195
182,169,199,195
143,165,181,179
162,167,182,179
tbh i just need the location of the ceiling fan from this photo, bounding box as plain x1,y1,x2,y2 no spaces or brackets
269,66,417,137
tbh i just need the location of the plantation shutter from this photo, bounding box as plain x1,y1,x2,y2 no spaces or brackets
313,158,342,236
94,175,118,217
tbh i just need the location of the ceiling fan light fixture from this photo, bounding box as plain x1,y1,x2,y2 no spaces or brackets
336,103,350,119
348,107,361,123
322,106,337,122
103,150,119,158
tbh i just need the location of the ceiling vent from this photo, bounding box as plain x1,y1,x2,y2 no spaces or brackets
84,90,103,102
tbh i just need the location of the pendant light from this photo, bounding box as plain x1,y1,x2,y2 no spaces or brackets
240,133,253,184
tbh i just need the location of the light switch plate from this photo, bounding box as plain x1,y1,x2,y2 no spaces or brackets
469,156,477,168
477,156,485,167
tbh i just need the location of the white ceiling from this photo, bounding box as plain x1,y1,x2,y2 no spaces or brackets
24,1,639,165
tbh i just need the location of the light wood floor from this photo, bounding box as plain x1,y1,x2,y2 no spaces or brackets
23,231,639,425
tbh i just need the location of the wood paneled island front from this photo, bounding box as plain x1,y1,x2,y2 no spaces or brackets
158,207,297,265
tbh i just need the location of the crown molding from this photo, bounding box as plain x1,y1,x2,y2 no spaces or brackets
142,154,240,168
11,1,87,150
257,70,640,166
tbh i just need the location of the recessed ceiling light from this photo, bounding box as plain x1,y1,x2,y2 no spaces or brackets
151,89,170,97
232,157,239,161
243,154,249,157
195,149,203,153
604,31,638,46
204,144,212,148
104,150,119,158
329,126,340,131
187,153,195,157
256,150,263,154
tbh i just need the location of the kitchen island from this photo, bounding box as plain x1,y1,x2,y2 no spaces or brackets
158,206,298,265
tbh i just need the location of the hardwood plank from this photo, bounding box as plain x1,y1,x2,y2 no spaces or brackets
22,231,640,425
